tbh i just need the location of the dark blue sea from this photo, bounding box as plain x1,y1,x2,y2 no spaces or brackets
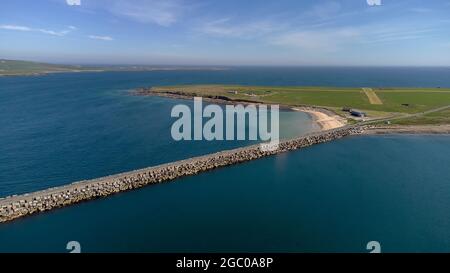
0,67,450,252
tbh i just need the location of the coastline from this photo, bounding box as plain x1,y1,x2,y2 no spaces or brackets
0,70,106,77
0,67,229,77
134,88,291,109
135,87,450,134
134,88,348,131
363,124,450,135
293,108,346,130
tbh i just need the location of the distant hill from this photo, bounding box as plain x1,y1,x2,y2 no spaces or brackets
0,59,101,76
0,59,227,76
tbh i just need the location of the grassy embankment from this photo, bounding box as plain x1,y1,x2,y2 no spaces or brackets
149,85,450,125
392,108,450,125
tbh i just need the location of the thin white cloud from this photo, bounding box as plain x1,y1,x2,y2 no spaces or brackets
0,25,32,31
362,26,437,44
409,8,432,13
270,22,441,51
38,29,69,36
271,28,360,51
104,0,184,27
0,24,75,36
89,35,114,41
306,1,342,20
194,0,444,53
199,18,280,38
194,1,369,48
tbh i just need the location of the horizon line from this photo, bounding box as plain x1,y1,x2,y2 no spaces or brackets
2,58,450,69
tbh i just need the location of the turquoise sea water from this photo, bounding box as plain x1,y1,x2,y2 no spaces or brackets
1,67,450,252
1,135,450,253
0,71,315,197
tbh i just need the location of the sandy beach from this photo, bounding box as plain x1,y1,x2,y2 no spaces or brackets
294,108,347,130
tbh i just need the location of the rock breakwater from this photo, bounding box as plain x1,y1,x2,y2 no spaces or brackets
0,126,367,223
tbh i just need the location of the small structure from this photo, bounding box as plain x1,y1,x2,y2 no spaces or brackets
350,109,367,118
227,90,238,95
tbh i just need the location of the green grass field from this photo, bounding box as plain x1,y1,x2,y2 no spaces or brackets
376,90,450,113
392,108,450,125
148,85,450,125
151,85,450,116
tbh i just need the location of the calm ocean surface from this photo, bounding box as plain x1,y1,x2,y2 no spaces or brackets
0,67,450,252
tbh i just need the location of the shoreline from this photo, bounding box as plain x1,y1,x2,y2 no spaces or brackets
134,88,294,110
293,108,346,130
363,124,450,135
0,69,106,77
134,88,348,131
135,88,450,134
0,68,229,77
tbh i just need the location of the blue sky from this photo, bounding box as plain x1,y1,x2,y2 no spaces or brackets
1,0,450,66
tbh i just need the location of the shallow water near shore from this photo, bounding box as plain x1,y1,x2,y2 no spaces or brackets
1,67,450,252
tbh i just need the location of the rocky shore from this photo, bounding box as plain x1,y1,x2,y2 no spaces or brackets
135,87,320,112
363,124,450,135
0,126,367,223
